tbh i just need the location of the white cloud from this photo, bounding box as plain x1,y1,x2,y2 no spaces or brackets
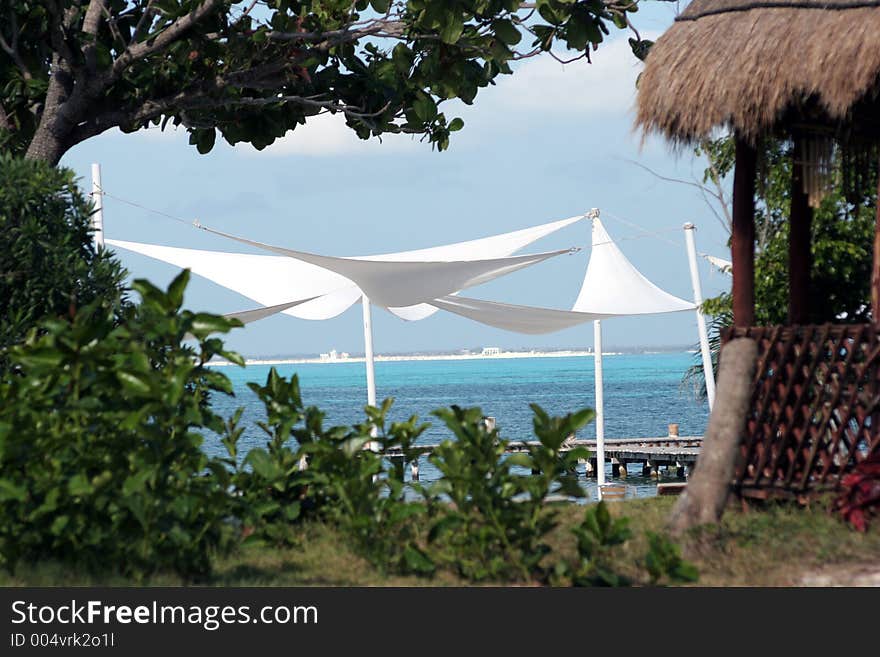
236,111,420,157
465,34,657,119
128,124,188,141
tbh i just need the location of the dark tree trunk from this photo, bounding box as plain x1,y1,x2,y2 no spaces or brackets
24,120,67,166
873,154,880,322
731,138,757,327
788,136,812,325
668,337,758,536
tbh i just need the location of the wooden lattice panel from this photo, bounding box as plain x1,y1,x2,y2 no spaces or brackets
723,324,880,499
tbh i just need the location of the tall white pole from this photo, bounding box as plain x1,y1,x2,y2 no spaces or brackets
683,223,716,410
593,319,606,497
90,163,105,250
361,294,378,442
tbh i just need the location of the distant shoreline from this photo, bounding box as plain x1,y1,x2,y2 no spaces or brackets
205,349,693,367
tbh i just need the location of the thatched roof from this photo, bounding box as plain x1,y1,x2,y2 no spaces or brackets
635,0,880,144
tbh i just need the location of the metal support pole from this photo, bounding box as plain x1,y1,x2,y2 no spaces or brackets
90,163,105,250
594,319,606,497
683,223,716,410
361,294,378,443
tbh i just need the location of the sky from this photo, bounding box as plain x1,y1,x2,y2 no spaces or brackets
61,3,733,358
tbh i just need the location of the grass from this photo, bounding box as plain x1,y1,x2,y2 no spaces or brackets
1,497,878,586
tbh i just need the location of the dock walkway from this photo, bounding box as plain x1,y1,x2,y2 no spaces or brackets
383,436,702,479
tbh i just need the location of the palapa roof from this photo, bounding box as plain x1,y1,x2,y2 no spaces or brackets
635,0,880,144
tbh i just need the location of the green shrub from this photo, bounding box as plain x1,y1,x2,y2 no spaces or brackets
561,503,699,587
426,404,593,582
0,270,243,579
0,155,126,362
232,372,435,575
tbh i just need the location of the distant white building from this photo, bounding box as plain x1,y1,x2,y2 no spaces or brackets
319,349,349,362
481,347,502,356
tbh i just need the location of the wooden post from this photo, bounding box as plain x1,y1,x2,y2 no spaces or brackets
668,338,759,535
732,138,757,327
873,155,880,322
410,458,420,482
789,136,812,325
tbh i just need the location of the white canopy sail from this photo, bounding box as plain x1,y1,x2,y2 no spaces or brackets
107,214,584,320
418,217,694,333
224,298,321,325
430,295,618,334
572,218,694,315
108,237,573,311
191,223,576,308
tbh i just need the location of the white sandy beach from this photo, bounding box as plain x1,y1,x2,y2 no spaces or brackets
207,349,627,367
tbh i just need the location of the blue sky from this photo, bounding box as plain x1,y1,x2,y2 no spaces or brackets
61,4,732,358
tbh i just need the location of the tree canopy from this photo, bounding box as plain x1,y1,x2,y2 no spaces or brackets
0,154,126,364
699,137,877,326
683,135,878,397
0,0,650,165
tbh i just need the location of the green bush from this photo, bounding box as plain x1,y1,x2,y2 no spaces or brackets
0,270,244,579
231,373,435,574
426,404,593,582
0,155,126,361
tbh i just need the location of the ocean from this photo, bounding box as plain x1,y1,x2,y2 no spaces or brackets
207,352,709,499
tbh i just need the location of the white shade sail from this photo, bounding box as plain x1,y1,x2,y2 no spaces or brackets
430,295,618,334
106,239,358,320
107,214,583,319
224,298,320,324
572,218,695,315
194,223,577,308
418,217,694,334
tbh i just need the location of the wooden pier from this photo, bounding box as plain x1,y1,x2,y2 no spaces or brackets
383,435,702,481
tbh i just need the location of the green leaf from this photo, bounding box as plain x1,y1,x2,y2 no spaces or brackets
448,117,464,132
403,546,435,574
439,12,464,44
16,347,63,369
68,474,92,497
412,93,437,123
190,313,233,336
122,470,152,496
116,370,152,395
246,449,282,480
492,19,521,46
0,479,27,502
50,515,69,535
167,269,189,308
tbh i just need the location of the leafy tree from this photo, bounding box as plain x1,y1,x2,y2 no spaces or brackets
0,0,649,165
0,154,126,361
699,137,876,325
683,137,878,396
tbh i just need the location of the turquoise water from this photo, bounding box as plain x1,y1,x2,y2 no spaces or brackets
208,352,708,499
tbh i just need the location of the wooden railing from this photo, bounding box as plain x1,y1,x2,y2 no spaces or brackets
723,324,880,499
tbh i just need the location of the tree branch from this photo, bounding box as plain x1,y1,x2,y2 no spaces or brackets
109,0,224,85
628,157,733,235
132,1,158,44
0,8,33,81
266,18,407,48
81,0,108,74
0,101,12,132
